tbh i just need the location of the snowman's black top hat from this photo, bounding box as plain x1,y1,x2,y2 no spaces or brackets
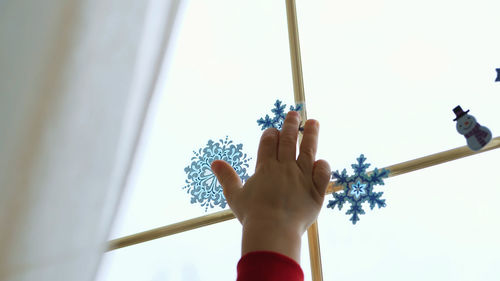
453,105,469,121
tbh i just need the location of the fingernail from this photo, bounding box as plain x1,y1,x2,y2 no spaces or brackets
288,110,300,121
263,127,278,137
308,119,319,128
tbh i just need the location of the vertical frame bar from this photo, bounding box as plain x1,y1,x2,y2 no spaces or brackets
285,1,324,280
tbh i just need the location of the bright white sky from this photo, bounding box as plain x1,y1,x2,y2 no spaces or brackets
97,0,500,280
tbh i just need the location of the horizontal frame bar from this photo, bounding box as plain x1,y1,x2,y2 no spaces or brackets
108,136,500,251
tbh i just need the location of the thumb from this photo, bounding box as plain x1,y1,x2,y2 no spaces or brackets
211,160,243,204
312,159,331,196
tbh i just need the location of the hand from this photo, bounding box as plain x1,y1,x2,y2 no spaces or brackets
211,111,331,262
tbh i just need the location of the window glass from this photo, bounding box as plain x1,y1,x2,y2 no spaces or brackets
98,220,241,281
318,151,500,280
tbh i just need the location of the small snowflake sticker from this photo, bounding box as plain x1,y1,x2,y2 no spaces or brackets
183,136,251,211
257,99,303,130
327,154,390,224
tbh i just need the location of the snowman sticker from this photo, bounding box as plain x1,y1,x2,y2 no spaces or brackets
453,106,492,151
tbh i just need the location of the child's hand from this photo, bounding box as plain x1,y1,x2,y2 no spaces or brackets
211,111,331,262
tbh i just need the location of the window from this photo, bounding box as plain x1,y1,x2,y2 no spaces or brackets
97,1,500,280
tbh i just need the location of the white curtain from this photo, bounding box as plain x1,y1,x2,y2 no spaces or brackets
0,1,182,280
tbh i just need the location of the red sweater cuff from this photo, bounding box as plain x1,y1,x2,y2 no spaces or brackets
237,251,304,281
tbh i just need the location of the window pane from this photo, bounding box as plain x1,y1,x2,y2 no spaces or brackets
297,0,500,166
98,220,241,281
318,151,500,280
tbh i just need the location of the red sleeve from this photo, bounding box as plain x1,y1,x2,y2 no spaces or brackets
236,251,304,281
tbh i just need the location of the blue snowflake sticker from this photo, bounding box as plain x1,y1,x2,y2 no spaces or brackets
257,99,303,130
183,136,251,211
327,154,390,224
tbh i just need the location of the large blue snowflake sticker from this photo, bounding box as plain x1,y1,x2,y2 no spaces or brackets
183,136,251,211
257,99,303,130
327,154,390,224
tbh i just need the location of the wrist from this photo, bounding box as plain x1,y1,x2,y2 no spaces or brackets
242,219,302,263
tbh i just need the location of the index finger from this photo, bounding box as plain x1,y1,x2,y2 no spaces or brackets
277,111,300,162
256,127,279,168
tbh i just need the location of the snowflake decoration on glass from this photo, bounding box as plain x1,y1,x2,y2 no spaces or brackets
327,154,390,224
257,99,303,130
183,136,251,211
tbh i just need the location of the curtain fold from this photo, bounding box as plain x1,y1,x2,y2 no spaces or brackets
0,1,182,280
